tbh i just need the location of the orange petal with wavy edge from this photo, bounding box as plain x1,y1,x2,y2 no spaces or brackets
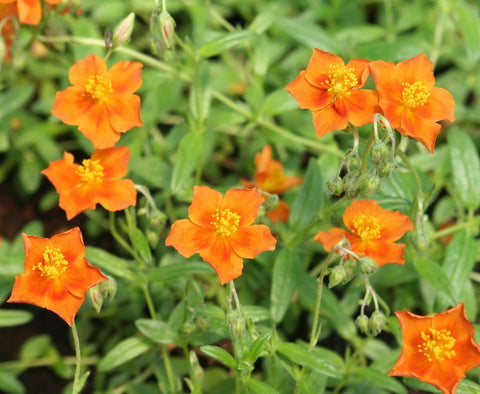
369,60,402,102
222,188,264,227
312,105,349,138
285,71,332,110
106,94,143,132
266,200,290,223
401,109,441,153
188,186,222,227
334,89,378,126
396,53,435,89
347,58,371,87
95,180,137,212
199,236,244,285
69,54,107,87
92,146,130,180
51,87,96,126
416,86,455,123
108,61,143,94
303,49,344,88
349,238,406,266
42,152,80,193
62,259,107,299
165,219,216,258
228,224,276,259
59,185,97,220
16,0,41,24
313,228,350,251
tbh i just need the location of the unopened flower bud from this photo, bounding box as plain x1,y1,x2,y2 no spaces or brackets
87,285,103,313
359,257,378,274
328,265,346,288
262,192,279,212
113,12,135,47
87,277,116,313
159,10,175,49
150,210,167,230
100,276,117,300
342,259,358,283
370,141,389,165
355,314,370,335
378,160,396,178
357,170,380,198
343,170,361,199
146,230,160,248
369,311,387,336
327,176,344,196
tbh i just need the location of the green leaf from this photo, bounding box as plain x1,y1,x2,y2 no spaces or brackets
447,128,480,210
18,151,42,194
412,257,456,304
200,345,237,370
456,4,480,65
85,246,135,282
261,89,298,115
0,310,33,328
199,30,256,57
247,379,279,394
72,371,90,394
457,378,480,394
0,84,35,119
0,371,25,394
170,131,204,196
290,159,323,231
244,333,271,365
352,366,407,394
148,261,214,283
270,248,298,323
442,230,476,301
135,319,178,344
128,227,152,264
20,335,51,360
188,61,211,124
277,342,342,379
97,337,152,372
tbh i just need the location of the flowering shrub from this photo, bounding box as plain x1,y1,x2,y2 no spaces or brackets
1,1,480,394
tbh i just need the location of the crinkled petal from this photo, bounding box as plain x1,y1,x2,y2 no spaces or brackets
42,152,80,193
106,94,143,133
50,227,85,265
285,71,332,110
369,60,402,102
313,228,350,251
334,89,378,126
304,49,344,88
51,87,96,126
416,86,455,123
16,0,41,25
165,219,215,257
59,184,97,220
69,54,107,87
95,180,137,212
108,61,143,94
188,186,222,227
62,259,107,298
92,146,130,180
222,188,264,227
401,109,441,153
350,239,406,266
396,53,435,89
346,58,371,87
312,105,349,138
228,225,276,259
77,101,121,149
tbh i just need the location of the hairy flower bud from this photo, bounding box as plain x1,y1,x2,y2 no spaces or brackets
328,265,346,288
369,311,387,336
343,170,361,199
159,10,176,49
357,170,380,198
262,192,279,212
370,141,389,165
342,259,358,283
378,160,396,178
359,257,378,274
113,12,135,47
355,314,370,335
327,176,344,196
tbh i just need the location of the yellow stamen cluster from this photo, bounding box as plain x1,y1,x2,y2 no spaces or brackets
321,64,358,98
32,247,69,279
418,328,456,362
211,208,241,237
76,159,104,185
352,214,382,241
84,73,113,100
401,81,431,108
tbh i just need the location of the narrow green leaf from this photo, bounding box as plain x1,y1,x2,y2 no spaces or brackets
248,12,274,34
277,342,342,379
188,61,211,124
442,230,476,301
97,337,152,372
200,345,237,370
20,335,51,360
72,371,90,394
261,89,298,115
412,257,456,304
457,378,480,393
0,371,25,394
247,379,279,394
244,333,271,365
0,310,33,328
199,30,256,57
456,4,480,65
242,305,271,323
85,246,135,281
170,131,204,196
352,366,407,394
447,128,480,211
128,227,152,264
135,319,178,344
270,248,298,323
0,84,35,119
290,159,323,231
148,261,214,283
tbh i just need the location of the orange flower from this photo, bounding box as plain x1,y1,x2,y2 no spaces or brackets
389,303,480,394
285,48,378,138
7,227,108,326
51,54,143,149
369,54,455,153
314,199,413,266
241,145,303,223
165,186,277,284
0,0,60,25
0,3,17,60
42,146,137,220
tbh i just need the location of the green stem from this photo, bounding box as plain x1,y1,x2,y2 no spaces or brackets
109,212,139,263
361,129,375,172
71,321,83,394
309,251,335,350
142,284,157,319
431,215,480,240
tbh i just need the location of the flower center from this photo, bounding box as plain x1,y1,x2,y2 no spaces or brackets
76,159,104,185
84,73,113,100
211,208,241,237
401,81,431,108
418,328,456,362
321,64,358,97
352,214,382,241
32,246,69,279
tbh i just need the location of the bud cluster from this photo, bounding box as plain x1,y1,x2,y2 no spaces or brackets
355,310,387,336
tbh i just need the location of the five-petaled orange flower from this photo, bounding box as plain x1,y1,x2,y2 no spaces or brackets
369,54,455,153
165,186,277,285
42,146,137,220
285,48,378,139
0,0,60,25
51,54,143,149
7,227,108,326
389,303,480,394
241,145,303,223
314,199,413,266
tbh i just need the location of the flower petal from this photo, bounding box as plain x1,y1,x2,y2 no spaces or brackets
106,94,143,133
416,86,455,123
77,101,121,149
16,0,41,25
313,228,350,251
312,105,349,138
350,239,406,266
51,87,96,127
266,200,290,223
59,184,97,220
228,225,276,259
108,61,143,94
401,109,441,153
222,188,264,227
69,54,107,88
304,49,344,88
285,71,332,110
396,53,435,89
188,186,222,227
92,146,130,180
165,219,215,258
42,152,80,193
96,179,137,212
334,89,378,126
